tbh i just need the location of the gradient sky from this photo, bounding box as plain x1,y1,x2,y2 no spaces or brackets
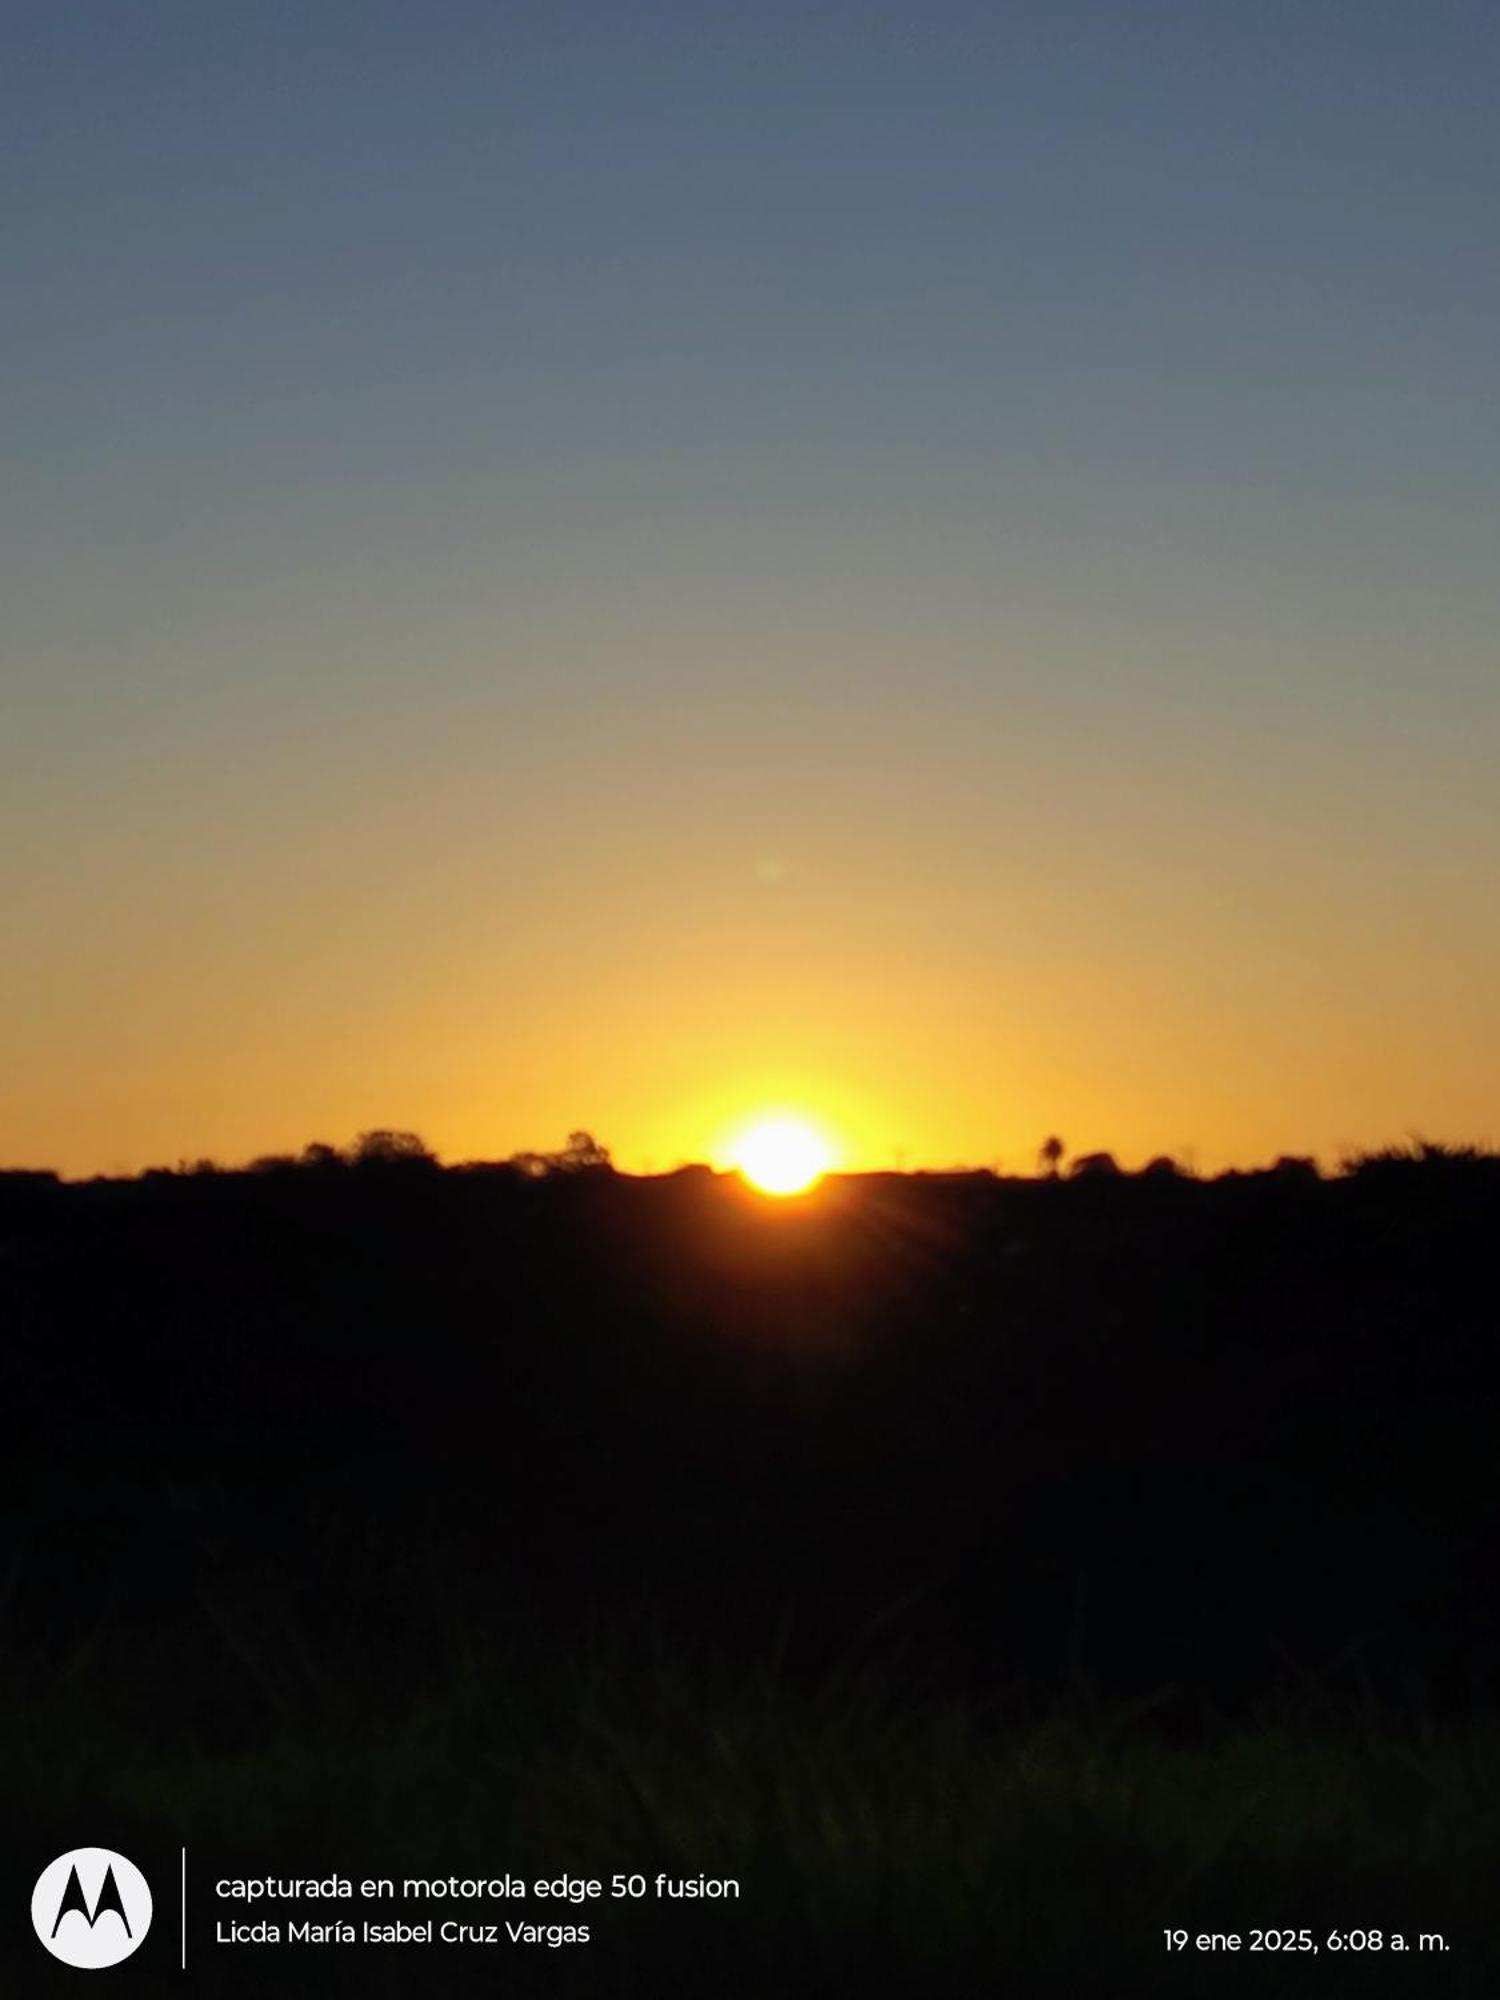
5,0,1498,1177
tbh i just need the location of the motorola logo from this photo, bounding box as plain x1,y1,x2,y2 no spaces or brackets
32,1849,152,1968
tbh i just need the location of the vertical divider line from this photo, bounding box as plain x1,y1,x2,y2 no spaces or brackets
181,1847,187,1971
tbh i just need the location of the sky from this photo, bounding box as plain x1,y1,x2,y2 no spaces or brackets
4,0,1498,1177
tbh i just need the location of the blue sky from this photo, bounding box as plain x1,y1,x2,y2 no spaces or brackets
4,1,1498,1172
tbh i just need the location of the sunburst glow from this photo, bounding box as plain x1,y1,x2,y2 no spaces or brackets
733,1118,833,1196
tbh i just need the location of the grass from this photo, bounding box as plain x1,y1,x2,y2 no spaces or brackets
5,1604,1496,1997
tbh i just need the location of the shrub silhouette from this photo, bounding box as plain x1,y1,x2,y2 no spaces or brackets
1343,1139,1491,1179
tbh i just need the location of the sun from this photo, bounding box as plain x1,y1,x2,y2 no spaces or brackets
733,1118,833,1197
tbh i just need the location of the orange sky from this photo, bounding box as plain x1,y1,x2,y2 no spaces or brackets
6,8,1498,1179
6,640,1495,1180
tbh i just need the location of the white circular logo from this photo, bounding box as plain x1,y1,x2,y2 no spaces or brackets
32,1849,152,1968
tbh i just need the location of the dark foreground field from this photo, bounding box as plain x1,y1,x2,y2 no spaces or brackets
4,1152,1498,1991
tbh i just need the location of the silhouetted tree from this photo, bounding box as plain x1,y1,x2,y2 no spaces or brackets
1039,1135,1065,1178
1068,1150,1120,1179
558,1130,612,1173
503,1132,614,1178
1140,1155,1182,1179
349,1129,435,1169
